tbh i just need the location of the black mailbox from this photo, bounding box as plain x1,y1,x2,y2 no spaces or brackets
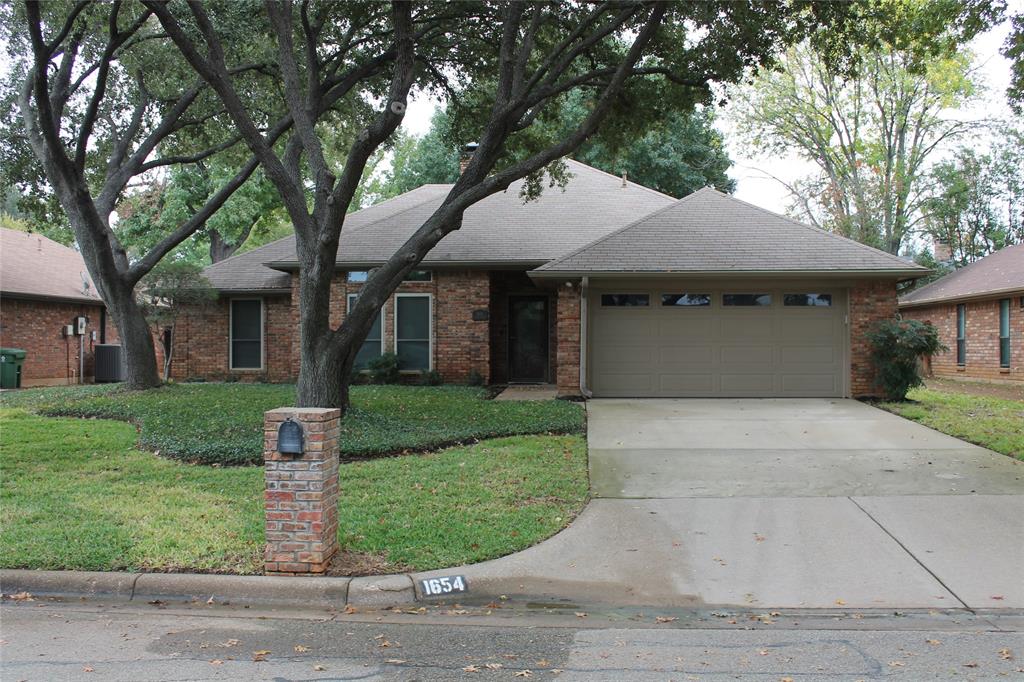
278,417,304,455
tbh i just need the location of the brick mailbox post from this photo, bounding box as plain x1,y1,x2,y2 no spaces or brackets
263,407,340,574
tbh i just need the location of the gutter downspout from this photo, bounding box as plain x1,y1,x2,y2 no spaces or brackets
579,276,592,398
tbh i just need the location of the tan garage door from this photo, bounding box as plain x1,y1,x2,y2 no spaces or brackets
589,287,846,397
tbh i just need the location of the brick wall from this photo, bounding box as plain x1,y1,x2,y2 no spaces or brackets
555,282,582,397
849,279,899,398
173,270,494,385
0,296,113,386
290,270,492,384
901,296,1023,382
170,294,292,382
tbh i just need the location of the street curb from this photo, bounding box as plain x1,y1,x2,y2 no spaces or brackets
1,570,375,610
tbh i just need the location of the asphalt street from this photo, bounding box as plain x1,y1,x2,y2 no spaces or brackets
2,597,1022,681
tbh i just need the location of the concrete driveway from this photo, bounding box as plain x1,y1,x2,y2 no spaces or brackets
426,399,1023,609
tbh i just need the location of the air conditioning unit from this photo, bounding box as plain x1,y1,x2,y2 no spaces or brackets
94,344,126,383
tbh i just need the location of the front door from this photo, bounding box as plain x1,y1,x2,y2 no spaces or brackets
508,296,549,382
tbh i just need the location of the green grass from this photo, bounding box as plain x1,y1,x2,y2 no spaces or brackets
880,387,1024,459
0,409,589,574
0,383,584,465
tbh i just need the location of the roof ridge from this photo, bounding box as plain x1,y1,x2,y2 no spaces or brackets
539,188,709,270
564,158,678,201
713,190,925,271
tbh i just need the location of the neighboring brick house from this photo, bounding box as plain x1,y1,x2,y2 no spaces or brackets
171,159,927,398
0,227,119,386
900,245,1023,383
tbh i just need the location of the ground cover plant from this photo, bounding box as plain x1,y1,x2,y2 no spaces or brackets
0,383,584,465
0,409,588,574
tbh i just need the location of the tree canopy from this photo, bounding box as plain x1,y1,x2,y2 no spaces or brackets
734,41,982,255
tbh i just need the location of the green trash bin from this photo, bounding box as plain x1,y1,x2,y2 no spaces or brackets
0,348,27,389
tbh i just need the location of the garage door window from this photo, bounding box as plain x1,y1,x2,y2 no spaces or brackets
601,294,649,307
661,294,710,307
723,293,771,306
784,293,832,307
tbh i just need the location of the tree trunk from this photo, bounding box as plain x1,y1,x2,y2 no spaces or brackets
296,347,348,412
105,289,160,390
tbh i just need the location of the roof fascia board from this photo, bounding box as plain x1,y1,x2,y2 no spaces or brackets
899,286,1024,309
529,269,929,280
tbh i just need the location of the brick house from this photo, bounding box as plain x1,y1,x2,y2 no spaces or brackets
0,227,119,386
900,245,1023,383
171,159,926,398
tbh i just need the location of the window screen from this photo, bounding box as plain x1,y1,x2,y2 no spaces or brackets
396,296,430,370
230,300,262,369
999,299,1010,368
348,294,384,370
956,304,966,366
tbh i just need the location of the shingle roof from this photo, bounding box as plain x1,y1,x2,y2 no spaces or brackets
204,159,675,291
899,244,1024,308
0,227,103,304
533,187,929,277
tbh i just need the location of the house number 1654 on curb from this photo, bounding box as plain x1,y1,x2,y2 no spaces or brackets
421,575,468,596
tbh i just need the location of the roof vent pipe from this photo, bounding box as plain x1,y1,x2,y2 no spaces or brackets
621,172,627,188
460,142,479,175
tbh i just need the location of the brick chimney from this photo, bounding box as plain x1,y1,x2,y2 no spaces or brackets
459,142,479,175
932,236,953,262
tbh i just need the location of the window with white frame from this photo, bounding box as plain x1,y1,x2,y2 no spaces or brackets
230,299,262,369
347,293,384,370
395,294,431,371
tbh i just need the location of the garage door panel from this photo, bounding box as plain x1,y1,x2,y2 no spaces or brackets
658,345,715,366
592,314,657,339
721,316,772,338
660,373,716,393
721,345,772,365
593,344,652,371
781,316,836,338
781,373,839,395
780,345,837,365
720,373,776,394
658,316,714,338
589,287,846,398
592,373,654,395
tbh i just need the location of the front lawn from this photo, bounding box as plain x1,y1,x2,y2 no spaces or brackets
880,382,1024,459
0,383,584,464
0,409,589,574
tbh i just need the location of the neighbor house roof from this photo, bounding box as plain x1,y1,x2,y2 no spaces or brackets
532,187,929,278
0,227,103,304
204,159,675,292
898,244,1024,308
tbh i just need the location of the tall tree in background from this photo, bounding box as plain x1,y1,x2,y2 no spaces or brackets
117,162,283,265
371,99,734,202
735,42,981,254
919,128,1024,265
